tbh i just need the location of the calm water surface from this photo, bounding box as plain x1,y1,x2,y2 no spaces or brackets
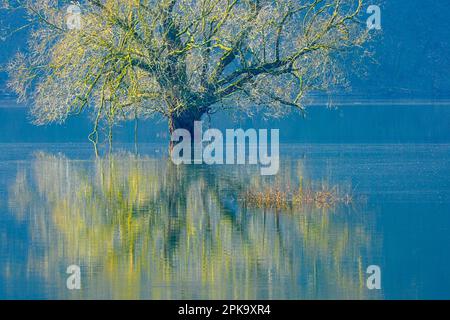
0,142,449,299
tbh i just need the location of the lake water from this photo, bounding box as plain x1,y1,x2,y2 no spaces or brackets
0,106,450,299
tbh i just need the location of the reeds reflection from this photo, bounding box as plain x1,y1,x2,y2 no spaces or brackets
7,152,381,299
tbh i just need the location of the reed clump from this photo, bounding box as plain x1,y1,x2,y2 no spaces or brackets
243,182,353,210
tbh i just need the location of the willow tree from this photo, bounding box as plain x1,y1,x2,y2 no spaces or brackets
4,0,368,146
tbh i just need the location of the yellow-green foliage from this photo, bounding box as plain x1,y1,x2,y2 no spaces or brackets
6,0,369,135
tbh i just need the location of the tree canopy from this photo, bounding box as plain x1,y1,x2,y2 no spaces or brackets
3,0,369,140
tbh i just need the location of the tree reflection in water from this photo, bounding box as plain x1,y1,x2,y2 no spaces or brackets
7,152,382,299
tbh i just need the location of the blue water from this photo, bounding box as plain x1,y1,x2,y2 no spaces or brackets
0,106,449,299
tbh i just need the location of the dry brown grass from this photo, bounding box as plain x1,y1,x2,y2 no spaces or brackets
242,182,353,210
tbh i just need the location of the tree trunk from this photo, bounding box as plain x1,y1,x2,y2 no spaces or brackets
168,108,205,152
